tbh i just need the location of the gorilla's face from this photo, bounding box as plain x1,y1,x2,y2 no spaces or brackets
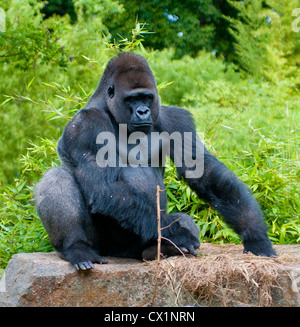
104,55,159,134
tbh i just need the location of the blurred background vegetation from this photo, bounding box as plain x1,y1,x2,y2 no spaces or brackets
0,0,299,269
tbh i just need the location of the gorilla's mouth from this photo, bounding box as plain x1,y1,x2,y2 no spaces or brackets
132,123,152,127
130,123,152,132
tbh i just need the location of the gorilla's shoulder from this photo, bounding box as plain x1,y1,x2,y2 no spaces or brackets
158,105,195,132
61,107,112,145
73,107,109,124
66,107,112,132
160,105,193,118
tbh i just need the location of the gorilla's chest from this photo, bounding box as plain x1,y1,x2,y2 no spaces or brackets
122,166,166,208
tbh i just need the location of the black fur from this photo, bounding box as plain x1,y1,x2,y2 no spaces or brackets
35,53,276,270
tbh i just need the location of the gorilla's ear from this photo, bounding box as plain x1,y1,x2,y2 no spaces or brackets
108,85,114,98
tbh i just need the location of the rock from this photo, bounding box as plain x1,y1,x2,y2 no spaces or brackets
0,244,299,307
0,252,190,307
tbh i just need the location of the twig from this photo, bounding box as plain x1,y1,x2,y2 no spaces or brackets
151,185,162,306
151,186,187,306
161,216,181,230
157,185,162,263
161,236,186,257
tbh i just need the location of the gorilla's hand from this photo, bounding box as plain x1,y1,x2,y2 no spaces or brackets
162,213,200,256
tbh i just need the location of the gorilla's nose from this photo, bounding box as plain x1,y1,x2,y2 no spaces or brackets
136,106,151,121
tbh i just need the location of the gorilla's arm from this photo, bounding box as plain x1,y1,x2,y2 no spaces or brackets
159,106,276,256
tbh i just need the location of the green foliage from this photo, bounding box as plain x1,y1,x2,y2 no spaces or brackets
0,180,53,269
0,0,69,70
104,22,152,56
73,0,122,21
103,0,235,58
0,0,299,269
226,0,300,83
0,138,59,268
234,135,300,244
41,0,77,23
150,49,242,107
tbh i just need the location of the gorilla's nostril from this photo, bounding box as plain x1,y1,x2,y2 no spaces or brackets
136,106,150,118
137,108,149,115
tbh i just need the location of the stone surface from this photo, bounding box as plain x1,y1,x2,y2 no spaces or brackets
0,252,187,307
0,244,299,307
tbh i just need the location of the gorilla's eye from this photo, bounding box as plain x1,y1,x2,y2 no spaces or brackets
108,86,114,98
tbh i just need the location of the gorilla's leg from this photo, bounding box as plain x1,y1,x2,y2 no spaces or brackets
35,167,107,270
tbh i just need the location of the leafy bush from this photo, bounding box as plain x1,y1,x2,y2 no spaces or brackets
104,0,228,58
0,139,58,268
0,0,69,70
231,134,300,244
226,0,300,83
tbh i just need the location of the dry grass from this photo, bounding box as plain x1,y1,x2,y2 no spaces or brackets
150,252,292,307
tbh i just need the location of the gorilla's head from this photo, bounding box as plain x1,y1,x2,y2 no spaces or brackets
89,53,160,134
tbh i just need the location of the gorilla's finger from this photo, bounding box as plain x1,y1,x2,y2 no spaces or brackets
193,241,200,249
85,261,94,269
179,247,189,254
75,261,94,270
187,246,197,256
79,262,88,270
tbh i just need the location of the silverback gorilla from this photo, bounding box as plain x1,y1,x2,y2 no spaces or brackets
35,53,276,270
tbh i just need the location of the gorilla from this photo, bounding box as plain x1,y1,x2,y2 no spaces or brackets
35,53,276,270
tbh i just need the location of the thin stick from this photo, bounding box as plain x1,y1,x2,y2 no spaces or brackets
151,186,186,306
156,184,162,262
161,216,181,230
151,185,162,306
161,236,186,257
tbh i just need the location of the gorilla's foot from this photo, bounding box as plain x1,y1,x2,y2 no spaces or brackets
243,236,277,257
61,242,107,270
